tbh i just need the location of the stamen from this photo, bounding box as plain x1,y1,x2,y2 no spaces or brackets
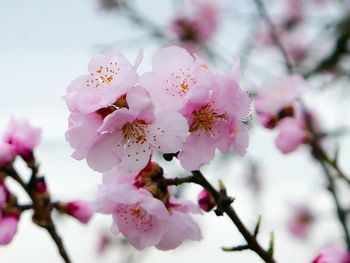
190,103,226,133
122,120,148,144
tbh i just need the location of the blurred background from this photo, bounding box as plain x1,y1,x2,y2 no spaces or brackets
1,0,350,262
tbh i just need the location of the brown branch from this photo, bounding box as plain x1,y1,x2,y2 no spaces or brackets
0,166,72,263
165,171,276,263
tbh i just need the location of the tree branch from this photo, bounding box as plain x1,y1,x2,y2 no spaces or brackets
165,170,276,263
0,166,72,263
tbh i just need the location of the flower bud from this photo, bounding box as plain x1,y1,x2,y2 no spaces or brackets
66,201,94,224
197,189,215,212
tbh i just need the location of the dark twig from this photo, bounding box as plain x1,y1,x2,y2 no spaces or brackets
252,0,293,73
317,161,350,250
165,170,277,263
0,166,72,263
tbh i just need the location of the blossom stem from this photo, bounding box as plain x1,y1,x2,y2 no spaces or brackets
252,0,294,73
0,166,72,263
303,109,350,250
165,171,277,263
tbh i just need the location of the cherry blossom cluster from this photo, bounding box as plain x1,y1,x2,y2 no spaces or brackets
0,117,93,246
64,46,250,250
255,74,321,154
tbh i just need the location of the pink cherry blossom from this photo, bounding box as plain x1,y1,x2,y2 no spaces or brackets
178,71,250,170
197,189,215,212
0,142,16,165
275,117,307,154
312,246,350,263
287,203,313,239
0,215,19,245
65,112,102,160
86,86,188,173
155,196,202,250
140,46,212,111
255,74,308,128
95,182,170,250
3,117,41,163
64,51,141,114
66,200,94,224
96,165,202,250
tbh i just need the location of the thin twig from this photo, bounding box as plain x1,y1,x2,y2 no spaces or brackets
252,0,293,73
0,166,72,263
165,171,276,263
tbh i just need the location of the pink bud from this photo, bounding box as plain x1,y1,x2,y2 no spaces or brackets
197,189,215,212
0,215,19,245
67,201,94,224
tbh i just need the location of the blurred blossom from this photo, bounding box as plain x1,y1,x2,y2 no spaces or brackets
255,74,308,129
275,117,309,154
0,214,19,245
312,246,350,263
3,117,41,163
170,0,221,52
97,232,110,255
66,201,94,224
287,203,313,239
0,142,16,165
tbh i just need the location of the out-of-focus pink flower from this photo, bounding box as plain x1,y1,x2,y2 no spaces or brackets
312,246,350,263
286,0,303,25
0,215,19,245
170,0,220,52
197,189,215,212
0,142,16,165
86,86,188,173
95,182,170,250
64,51,140,114
283,32,307,64
287,203,313,239
178,70,250,170
140,46,211,111
66,200,94,224
3,117,41,163
275,117,307,154
97,232,109,255
255,74,308,128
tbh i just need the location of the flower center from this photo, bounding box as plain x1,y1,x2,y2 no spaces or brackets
118,205,153,231
85,62,120,89
122,120,148,144
189,103,226,133
96,95,128,119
